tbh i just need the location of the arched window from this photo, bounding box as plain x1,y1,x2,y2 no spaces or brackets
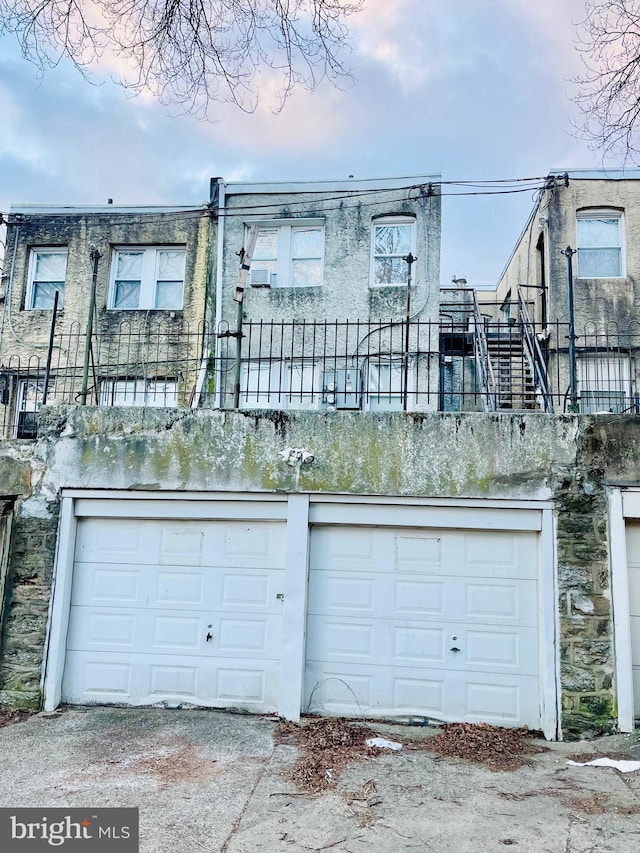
370,215,416,286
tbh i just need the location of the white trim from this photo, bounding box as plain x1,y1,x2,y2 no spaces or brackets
107,245,185,310
243,217,325,229
247,222,325,289
610,487,636,730
42,498,77,711
72,497,288,520
279,494,310,721
370,215,417,288
622,490,640,517
540,508,560,739
25,247,67,310
309,502,542,530
12,205,201,214
575,209,626,279
62,488,288,502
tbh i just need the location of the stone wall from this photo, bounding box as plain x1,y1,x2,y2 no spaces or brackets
0,407,639,736
0,515,58,708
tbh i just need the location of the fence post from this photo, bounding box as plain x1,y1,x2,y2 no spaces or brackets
563,246,579,413
80,247,101,405
42,289,59,405
402,252,416,411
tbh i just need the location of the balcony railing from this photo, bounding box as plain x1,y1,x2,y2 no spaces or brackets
2,317,640,438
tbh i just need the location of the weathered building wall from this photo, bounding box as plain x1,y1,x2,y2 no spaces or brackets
496,175,640,333
0,209,212,429
2,408,640,737
219,179,442,327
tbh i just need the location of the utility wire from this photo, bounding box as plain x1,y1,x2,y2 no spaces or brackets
0,173,568,225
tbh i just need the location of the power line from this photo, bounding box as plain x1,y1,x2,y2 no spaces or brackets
0,173,571,230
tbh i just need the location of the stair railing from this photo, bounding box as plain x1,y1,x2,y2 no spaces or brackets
471,291,498,411
517,286,554,413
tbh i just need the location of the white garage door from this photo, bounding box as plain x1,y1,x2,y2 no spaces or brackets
305,525,541,728
625,522,640,720
62,517,285,711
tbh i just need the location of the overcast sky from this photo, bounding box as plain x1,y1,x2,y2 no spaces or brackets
0,0,620,287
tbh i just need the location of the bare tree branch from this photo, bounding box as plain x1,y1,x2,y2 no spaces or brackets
0,0,362,117
575,0,640,160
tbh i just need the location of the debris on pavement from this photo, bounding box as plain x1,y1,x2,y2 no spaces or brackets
0,710,33,728
425,722,546,770
276,717,382,792
567,757,640,773
365,737,403,751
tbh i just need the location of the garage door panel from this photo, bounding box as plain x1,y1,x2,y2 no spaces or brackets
64,516,285,712
63,650,279,707
309,527,394,573
71,561,285,613
308,572,378,615
76,518,286,569
68,607,281,658
306,524,541,728
309,572,536,626
307,616,536,674
304,661,539,726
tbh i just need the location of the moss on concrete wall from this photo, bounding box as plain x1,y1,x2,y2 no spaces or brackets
2,408,640,734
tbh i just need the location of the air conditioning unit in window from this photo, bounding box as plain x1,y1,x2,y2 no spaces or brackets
249,269,276,288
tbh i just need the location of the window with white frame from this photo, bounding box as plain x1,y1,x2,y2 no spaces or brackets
371,216,416,286
26,248,67,309
578,355,631,413
109,247,185,309
576,210,624,278
366,359,407,410
248,223,324,288
239,361,319,409
99,379,178,407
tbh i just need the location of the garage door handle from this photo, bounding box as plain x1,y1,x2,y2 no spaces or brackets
450,646,461,653
206,632,213,642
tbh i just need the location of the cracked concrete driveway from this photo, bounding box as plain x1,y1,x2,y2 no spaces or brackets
0,707,639,852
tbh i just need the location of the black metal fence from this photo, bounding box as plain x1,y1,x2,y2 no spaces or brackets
2,317,640,438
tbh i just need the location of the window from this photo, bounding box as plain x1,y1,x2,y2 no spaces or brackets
366,360,406,410
578,356,630,413
14,379,54,438
576,210,624,278
239,361,319,409
249,223,324,288
99,379,178,407
371,216,416,286
109,247,185,309
27,248,67,309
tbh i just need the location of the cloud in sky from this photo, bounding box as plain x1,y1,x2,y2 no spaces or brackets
0,0,621,284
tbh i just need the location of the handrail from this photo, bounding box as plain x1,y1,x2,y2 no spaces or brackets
517,286,554,413
471,291,498,411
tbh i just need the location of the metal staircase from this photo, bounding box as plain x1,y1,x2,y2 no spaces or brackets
485,327,538,410
470,289,553,413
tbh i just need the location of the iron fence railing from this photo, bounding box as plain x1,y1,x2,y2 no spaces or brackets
2,317,640,438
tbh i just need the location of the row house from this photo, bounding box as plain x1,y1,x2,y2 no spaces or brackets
0,175,442,436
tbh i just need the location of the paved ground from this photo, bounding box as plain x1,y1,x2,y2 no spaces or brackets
0,708,639,852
